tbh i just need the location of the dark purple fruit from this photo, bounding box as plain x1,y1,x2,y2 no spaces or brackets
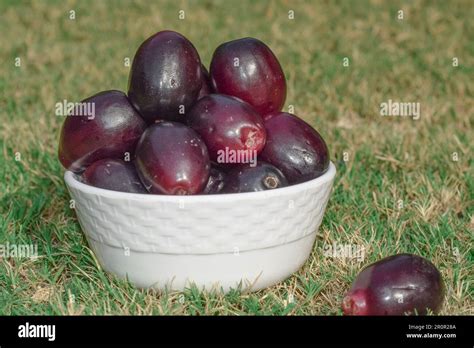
135,122,210,195
263,111,279,122
202,165,226,194
260,112,329,184
342,254,445,316
222,161,287,193
187,94,266,164
197,65,213,100
210,37,286,115
128,30,202,123
58,90,146,173
82,159,147,193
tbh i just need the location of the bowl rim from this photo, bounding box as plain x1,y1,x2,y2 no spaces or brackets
64,161,336,202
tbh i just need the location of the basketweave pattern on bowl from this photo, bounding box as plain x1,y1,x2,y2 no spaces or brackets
65,164,335,254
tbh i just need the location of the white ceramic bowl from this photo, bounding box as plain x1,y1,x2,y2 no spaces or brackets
64,162,336,292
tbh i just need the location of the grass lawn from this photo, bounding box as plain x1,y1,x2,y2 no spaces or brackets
0,0,472,315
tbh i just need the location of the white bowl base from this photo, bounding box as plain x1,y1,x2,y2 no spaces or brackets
88,232,317,292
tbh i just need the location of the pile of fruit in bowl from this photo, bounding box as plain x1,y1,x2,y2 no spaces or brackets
58,30,329,194
58,30,335,294
58,31,445,315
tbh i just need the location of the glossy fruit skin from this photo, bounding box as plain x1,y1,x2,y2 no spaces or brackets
222,161,288,193
128,30,202,123
260,112,329,184
342,254,445,316
202,165,226,194
210,37,286,115
197,65,213,100
58,90,146,173
187,94,266,163
82,159,147,193
262,111,279,122
135,122,210,195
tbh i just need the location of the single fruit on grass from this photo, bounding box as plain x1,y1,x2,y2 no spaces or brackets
58,90,146,173
260,112,329,184
135,122,210,194
187,94,266,164
128,30,202,123
202,165,226,194
342,254,445,316
197,65,213,100
82,159,147,193
210,37,286,115
222,161,287,193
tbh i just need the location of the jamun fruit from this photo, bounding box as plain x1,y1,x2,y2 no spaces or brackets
128,30,203,123
187,94,266,164
58,90,146,173
210,37,286,115
342,254,445,316
135,122,210,195
260,112,329,184
82,159,147,193
222,161,287,193
202,165,226,194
